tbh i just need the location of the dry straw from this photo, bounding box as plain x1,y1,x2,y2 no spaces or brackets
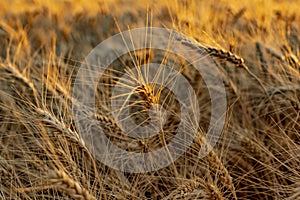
0,0,299,199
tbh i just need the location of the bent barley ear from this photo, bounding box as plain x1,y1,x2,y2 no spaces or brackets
206,46,245,67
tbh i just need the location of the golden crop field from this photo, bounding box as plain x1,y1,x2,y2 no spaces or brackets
0,0,299,199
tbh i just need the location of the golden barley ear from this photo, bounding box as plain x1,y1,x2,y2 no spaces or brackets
48,170,97,200
164,178,225,200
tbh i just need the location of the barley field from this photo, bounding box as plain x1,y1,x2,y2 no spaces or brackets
0,0,299,199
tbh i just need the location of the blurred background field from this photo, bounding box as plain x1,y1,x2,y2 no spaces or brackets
0,0,299,57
